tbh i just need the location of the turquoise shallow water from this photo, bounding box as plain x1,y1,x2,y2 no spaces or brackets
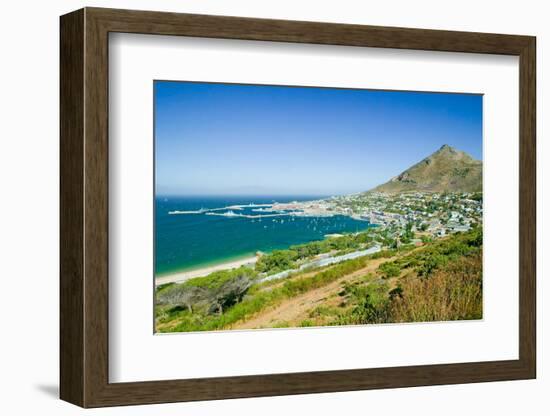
155,196,373,277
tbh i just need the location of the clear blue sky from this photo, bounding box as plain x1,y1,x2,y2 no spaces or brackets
155,81,482,196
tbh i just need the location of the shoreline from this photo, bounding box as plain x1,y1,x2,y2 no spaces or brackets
155,255,259,286
155,225,374,288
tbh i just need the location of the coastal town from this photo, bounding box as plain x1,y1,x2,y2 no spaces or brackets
156,190,484,331
158,190,482,286
169,191,482,239
168,190,482,251
269,190,482,243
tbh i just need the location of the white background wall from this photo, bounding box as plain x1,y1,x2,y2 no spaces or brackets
0,0,546,414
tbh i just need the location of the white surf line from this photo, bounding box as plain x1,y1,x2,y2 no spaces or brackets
226,204,273,209
168,203,274,215
168,207,242,215
205,212,293,219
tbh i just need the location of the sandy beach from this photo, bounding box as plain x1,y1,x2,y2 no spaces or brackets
155,255,258,286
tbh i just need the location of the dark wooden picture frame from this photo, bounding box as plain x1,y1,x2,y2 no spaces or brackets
60,7,536,408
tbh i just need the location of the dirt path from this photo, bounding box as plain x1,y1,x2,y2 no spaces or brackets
230,257,390,329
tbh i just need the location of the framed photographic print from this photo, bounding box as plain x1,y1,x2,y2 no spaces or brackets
60,7,536,408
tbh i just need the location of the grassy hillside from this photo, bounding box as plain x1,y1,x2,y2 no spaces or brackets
156,228,482,332
372,144,482,194
327,228,482,326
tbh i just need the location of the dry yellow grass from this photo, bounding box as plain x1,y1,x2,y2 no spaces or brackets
388,252,482,322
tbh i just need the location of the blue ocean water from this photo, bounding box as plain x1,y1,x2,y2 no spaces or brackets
155,196,373,276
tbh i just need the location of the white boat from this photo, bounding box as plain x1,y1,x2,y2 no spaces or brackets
221,210,238,217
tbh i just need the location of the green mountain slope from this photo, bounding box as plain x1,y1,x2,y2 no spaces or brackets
371,144,482,194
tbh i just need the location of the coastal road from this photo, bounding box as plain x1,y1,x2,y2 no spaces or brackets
260,245,381,282
155,245,381,287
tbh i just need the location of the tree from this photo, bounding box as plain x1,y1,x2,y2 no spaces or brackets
255,250,297,274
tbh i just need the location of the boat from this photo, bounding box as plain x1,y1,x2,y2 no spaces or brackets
221,210,238,217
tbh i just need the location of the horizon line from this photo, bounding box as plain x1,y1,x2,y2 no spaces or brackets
155,193,348,198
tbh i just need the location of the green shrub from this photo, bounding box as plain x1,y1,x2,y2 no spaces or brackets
378,262,401,278
182,266,257,290
254,229,377,274
255,250,298,274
